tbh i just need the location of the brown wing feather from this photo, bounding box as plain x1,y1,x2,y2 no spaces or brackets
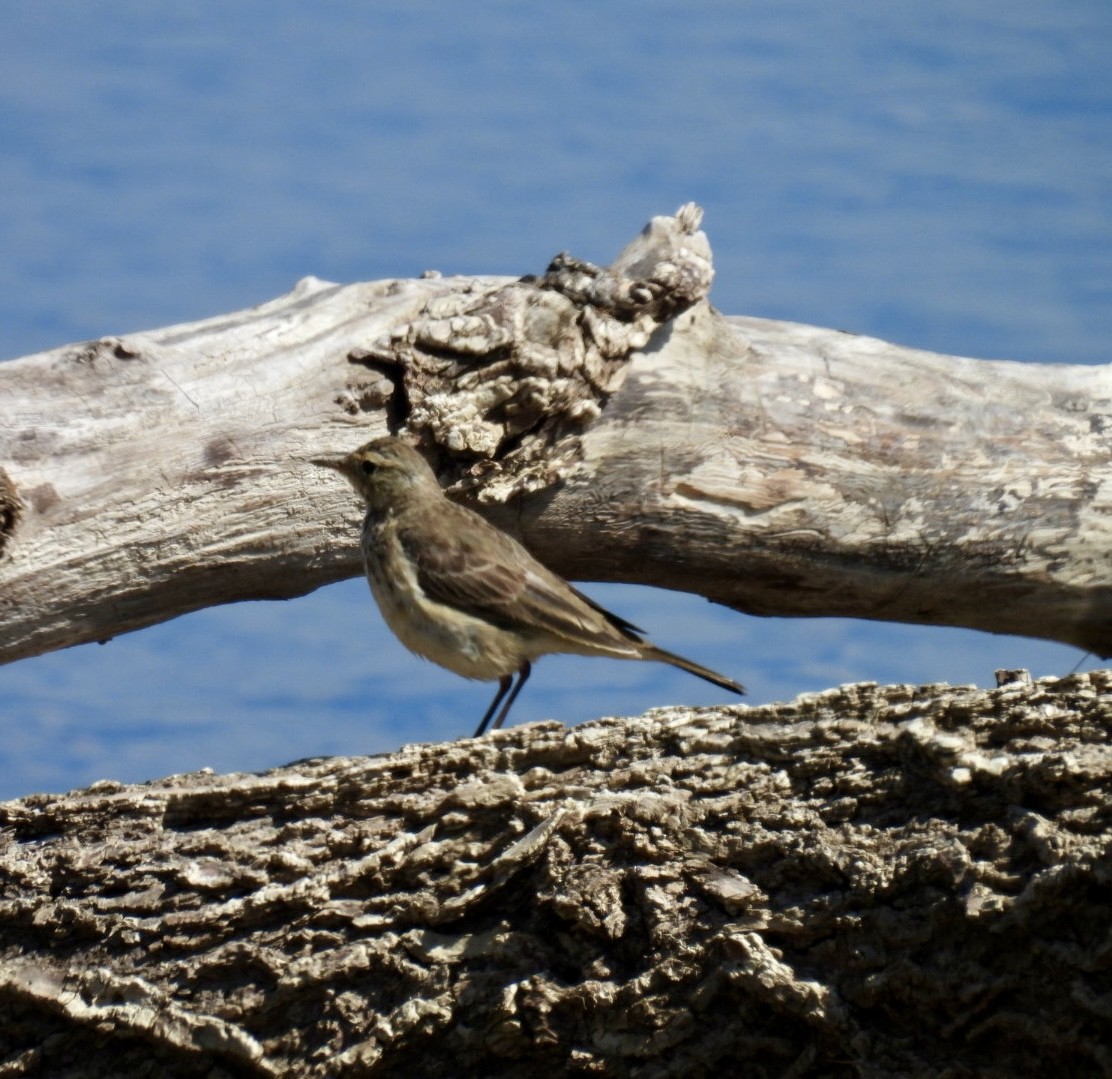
560,581,645,639
397,503,643,654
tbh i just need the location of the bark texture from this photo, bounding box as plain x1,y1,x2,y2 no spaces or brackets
1,670,1110,1077
1,204,1109,665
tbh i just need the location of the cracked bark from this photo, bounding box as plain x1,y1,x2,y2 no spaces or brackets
1,204,1109,665
1,670,1110,1077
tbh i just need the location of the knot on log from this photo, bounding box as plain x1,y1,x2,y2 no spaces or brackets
0,468,23,559
350,203,714,501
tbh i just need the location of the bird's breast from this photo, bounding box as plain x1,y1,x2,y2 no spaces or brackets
360,515,531,680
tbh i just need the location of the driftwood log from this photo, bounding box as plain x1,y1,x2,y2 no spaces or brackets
1,205,1110,667
1,670,1110,1077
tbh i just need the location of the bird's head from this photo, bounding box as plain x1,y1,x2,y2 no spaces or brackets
310,437,440,511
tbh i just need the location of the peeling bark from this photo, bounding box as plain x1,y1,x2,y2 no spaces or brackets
1,670,1110,1076
0,203,1109,666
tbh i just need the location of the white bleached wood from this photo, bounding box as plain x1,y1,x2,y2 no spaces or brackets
512,305,1112,656
1,207,1109,665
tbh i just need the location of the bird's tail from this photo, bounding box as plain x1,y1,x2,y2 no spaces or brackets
640,645,746,696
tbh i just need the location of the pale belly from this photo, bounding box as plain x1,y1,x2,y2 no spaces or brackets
364,541,533,682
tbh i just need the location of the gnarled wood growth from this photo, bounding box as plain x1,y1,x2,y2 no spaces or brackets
0,202,1109,665
0,671,1109,1076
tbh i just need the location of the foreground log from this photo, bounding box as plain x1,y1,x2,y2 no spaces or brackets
0,669,1109,1077
1,205,1110,667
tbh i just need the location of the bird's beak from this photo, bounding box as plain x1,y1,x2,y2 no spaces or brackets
307,455,345,472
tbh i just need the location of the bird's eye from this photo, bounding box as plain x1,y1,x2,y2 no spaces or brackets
361,460,377,476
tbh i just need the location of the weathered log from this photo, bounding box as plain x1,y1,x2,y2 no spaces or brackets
1,204,1109,666
0,670,1109,1076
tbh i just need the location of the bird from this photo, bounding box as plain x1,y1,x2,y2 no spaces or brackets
311,437,745,737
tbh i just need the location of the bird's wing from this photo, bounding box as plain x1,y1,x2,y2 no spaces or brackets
397,506,644,653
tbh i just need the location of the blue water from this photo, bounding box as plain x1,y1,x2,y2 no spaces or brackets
2,3,1109,798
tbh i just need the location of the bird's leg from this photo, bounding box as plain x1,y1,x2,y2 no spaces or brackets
491,661,531,732
473,674,514,738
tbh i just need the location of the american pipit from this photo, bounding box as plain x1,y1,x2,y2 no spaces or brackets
312,438,745,737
